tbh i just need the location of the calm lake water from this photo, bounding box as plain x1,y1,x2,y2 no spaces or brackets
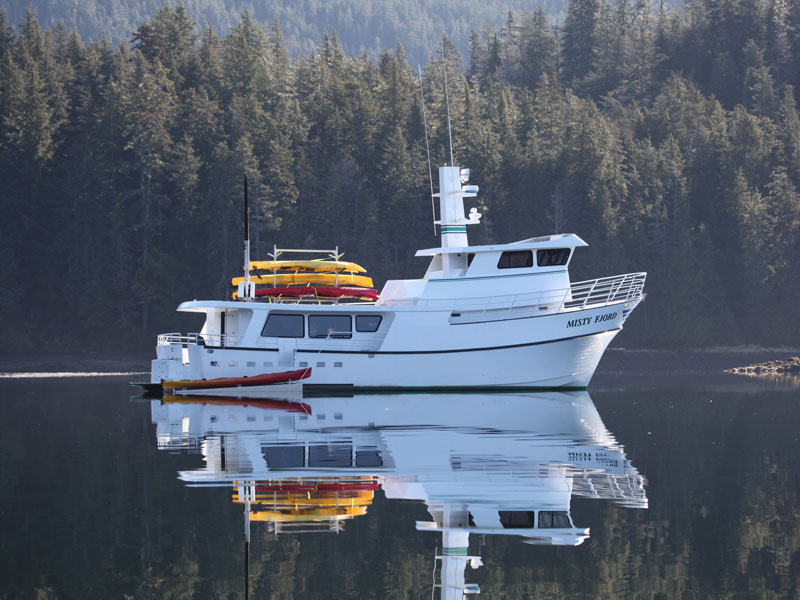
0,370,798,599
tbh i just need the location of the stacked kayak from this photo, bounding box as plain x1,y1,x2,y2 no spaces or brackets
232,257,378,302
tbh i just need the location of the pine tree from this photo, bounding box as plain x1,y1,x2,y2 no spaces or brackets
562,0,601,88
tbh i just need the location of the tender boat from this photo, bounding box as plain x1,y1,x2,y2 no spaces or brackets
150,165,646,393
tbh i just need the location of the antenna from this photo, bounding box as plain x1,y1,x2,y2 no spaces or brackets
244,174,250,242
418,65,436,235
242,174,252,300
442,39,454,166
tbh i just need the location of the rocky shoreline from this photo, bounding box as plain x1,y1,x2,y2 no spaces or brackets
724,356,800,376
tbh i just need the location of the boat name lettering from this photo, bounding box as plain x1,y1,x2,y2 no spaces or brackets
566,317,592,328
567,312,617,328
594,312,617,323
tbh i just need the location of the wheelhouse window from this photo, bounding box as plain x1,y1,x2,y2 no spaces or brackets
538,511,571,528
537,248,571,266
309,314,352,338
356,315,382,332
261,314,304,338
497,250,533,269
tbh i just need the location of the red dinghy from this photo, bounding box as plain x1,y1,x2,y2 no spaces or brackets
255,285,379,301
162,368,311,391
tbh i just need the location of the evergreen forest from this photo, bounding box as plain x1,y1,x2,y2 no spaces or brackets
1,0,569,67
2,0,800,351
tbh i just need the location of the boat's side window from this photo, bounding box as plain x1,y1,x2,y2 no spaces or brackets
497,250,533,269
261,314,304,338
355,315,382,332
309,314,352,338
467,253,475,267
499,510,535,529
537,248,571,266
309,443,352,467
262,445,304,468
355,448,383,467
538,510,571,528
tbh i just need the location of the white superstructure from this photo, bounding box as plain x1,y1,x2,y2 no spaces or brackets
150,391,648,598
151,165,646,390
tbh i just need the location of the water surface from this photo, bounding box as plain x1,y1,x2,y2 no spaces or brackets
0,374,798,598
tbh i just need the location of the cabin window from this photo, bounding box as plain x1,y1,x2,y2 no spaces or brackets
309,444,352,467
356,315,382,332
538,511,571,528
537,248,571,266
262,445,304,468
355,448,383,467
261,314,304,338
499,510,536,528
497,250,533,269
467,253,475,267
309,315,352,338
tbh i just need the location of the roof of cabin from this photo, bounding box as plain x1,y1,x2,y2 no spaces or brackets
415,233,588,257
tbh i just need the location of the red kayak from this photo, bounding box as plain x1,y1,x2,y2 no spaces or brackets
162,368,311,391
164,396,312,413
254,481,379,493
255,285,379,301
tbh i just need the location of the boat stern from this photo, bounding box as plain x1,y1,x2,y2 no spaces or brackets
151,335,207,384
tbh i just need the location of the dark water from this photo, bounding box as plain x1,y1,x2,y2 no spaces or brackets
0,374,798,599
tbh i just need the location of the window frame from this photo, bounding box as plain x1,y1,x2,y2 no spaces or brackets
308,314,353,339
497,250,534,269
355,315,382,333
261,313,305,338
536,248,571,267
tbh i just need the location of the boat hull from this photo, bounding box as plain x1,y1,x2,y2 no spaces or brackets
151,296,641,390
152,328,619,390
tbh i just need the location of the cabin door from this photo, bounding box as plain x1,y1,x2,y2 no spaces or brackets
277,339,297,368
220,311,226,347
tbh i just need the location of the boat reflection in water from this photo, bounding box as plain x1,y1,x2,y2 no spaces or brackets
151,392,647,598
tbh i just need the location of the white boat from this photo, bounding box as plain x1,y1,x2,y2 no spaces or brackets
150,391,648,598
149,165,646,392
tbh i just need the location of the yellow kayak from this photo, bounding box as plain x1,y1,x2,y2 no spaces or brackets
249,260,366,273
232,273,373,288
251,506,368,521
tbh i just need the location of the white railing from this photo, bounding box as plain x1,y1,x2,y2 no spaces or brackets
425,289,570,316
158,330,386,351
157,332,243,347
565,272,646,309
383,272,646,316
157,273,646,347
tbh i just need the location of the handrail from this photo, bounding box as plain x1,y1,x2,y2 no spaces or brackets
157,332,242,347
384,272,646,314
157,273,645,347
565,272,646,309
158,330,387,351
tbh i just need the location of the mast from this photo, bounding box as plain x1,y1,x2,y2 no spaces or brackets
433,167,481,275
240,175,254,300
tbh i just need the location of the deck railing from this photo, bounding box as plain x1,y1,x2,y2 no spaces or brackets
157,332,242,347
564,273,646,309
157,273,646,347
384,272,646,316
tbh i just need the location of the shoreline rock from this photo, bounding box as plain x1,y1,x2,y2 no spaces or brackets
724,356,800,376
